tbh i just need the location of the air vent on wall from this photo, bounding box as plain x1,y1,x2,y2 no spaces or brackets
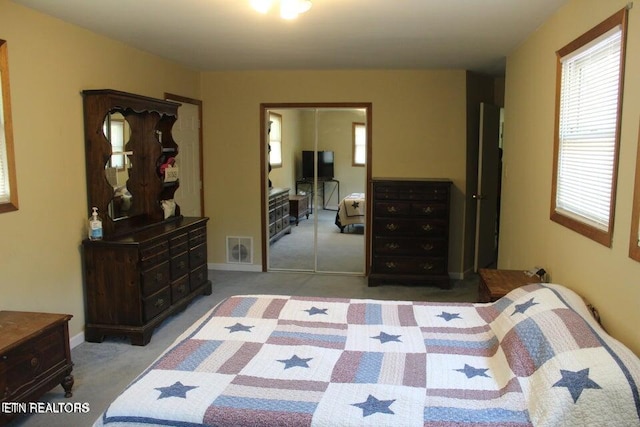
226,236,253,264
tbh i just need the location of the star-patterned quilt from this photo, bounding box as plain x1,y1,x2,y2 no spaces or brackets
336,193,365,232
94,284,640,426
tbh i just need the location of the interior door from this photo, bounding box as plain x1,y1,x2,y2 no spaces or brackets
167,99,202,217
474,103,501,271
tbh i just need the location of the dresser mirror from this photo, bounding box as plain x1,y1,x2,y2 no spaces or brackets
629,122,640,262
103,112,134,220
83,89,181,238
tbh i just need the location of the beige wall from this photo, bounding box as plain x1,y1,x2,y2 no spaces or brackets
200,70,468,274
0,1,200,339
500,0,640,355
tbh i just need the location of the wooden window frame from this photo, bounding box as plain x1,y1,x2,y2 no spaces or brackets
629,120,640,261
0,39,18,214
549,8,628,247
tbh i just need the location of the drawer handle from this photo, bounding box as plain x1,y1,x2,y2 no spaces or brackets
421,243,434,251
31,357,39,367
422,206,433,214
178,261,186,269
385,242,400,251
385,261,397,269
385,223,398,231
422,224,433,232
422,263,434,271
156,272,164,283
155,298,166,308
386,206,397,213
178,284,186,293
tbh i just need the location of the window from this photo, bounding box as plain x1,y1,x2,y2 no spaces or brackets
103,116,125,169
352,122,366,166
268,112,282,168
550,8,628,247
0,39,18,213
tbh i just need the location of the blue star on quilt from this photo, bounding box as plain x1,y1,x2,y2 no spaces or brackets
225,322,254,333
351,201,360,209
552,368,602,403
352,394,395,417
437,311,461,321
277,354,313,369
455,363,490,379
512,298,539,315
372,331,402,343
154,381,198,400
304,306,328,316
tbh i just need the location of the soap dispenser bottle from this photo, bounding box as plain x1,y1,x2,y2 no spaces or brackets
88,207,103,240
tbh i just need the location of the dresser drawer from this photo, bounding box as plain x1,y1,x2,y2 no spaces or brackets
373,218,447,237
1,324,67,401
170,233,189,255
141,261,170,297
189,242,207,268
374,201,411,216
189,226,207,246
372,256,446,275
171,275,190,303
143,287,171,322
374,237,446,256
190,264,208,290
170,252,190,280
140,241,169,270
410,202,448,218
374,183,449,201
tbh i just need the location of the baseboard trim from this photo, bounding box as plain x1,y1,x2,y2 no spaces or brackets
209,263,262,272
70,331,85,349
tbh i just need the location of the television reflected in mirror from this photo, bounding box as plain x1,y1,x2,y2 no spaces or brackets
302,150,334,180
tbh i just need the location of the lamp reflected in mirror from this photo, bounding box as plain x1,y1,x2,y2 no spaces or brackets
629,119,640,262
103,112,133,220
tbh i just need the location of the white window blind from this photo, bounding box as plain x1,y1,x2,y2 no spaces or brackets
555,27,623,231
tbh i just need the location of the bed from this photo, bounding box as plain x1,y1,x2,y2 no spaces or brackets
335,193,365,233
94,283,640,426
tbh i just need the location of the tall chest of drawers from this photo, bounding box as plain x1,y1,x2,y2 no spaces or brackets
83,217,212,345
369,179,452,288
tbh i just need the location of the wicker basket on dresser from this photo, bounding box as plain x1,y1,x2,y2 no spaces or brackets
368,178,452,288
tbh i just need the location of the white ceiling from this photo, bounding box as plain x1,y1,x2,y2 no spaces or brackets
12,0,568,76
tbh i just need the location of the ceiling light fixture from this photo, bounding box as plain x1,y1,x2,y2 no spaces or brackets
250,0,312,20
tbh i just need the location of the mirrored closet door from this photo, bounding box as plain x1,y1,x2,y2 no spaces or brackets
263,105,370,275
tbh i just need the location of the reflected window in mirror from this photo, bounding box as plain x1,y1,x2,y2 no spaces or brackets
352,122,366,167
0,39,18,213
103,112,133,220
629,121,640,262
268,112,282,168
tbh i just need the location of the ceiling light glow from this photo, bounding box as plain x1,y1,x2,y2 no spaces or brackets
251,0,312,19
250,0,274,14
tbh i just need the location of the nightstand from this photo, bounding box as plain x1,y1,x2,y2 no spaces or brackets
0,311,74,424
478,269,541,302
289,194,310,225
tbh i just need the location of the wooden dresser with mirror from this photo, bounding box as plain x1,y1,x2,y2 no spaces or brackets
81,89,211,346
